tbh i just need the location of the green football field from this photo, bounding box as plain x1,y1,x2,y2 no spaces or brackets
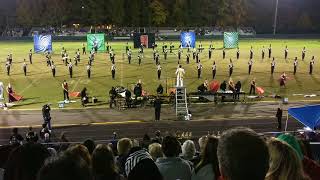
0,39,320,109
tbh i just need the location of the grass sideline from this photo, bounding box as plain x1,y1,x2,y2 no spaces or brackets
1,39,320,109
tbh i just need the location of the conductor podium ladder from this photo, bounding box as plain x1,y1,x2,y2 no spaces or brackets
175,86,189,119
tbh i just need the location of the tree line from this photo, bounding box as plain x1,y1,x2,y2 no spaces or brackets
14,0,320,33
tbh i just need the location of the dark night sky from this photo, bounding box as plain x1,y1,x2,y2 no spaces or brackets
0,0,16,15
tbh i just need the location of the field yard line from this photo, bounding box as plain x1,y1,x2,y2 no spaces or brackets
19,78,42,94
71,64,87,92
19,61,51,94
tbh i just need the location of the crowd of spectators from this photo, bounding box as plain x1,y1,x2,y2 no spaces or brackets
1,28,24,37
1,26,256,38
0,127,319,180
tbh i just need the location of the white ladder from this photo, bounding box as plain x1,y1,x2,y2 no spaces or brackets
175,86,188,118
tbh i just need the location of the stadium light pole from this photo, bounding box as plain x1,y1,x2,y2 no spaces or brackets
273,0,279,35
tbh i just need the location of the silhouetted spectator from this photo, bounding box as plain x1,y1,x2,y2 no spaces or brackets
141,134,151,149
125,147,163,180
4,143,50,180
116,138,132,176
39,124,50,140
148,143,163,161
152,130,163,144
37,153,92,180
217,127,269,180
65,144,92,167
9,128,24,145
83,139,96,155
26,126,38,143
181,140,196,169
266,138,310,180
277,134,320,180
156,136,192,180
192,136,220,180
92,144,122,180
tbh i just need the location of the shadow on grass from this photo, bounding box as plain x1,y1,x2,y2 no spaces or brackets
311,75,320,85
22,97,40,101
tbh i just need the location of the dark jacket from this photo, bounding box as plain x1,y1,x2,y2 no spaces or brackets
154,98,162,109
276,108,283,118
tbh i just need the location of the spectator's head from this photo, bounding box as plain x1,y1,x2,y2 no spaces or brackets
181,140,196,160
148,143,163,161
117,138,132,156
12,127,18,134
65,144,91,166
266,138,308,180
162,135,181,158
92,144,117,177
155,130,161,137
142,134,151,149
4,143,50,180
217,127,269,180
44,133,50,142
37,153,92,180
41,123,47,129
125,147,163,180
132,139,140,147
26,131,38,143
277,134,303,160
198,135,208,152
47,148,57,156
196,136,220,178
83,139,96,154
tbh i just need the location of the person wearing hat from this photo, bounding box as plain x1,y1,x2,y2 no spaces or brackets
125,147,163,180
277,134,320,180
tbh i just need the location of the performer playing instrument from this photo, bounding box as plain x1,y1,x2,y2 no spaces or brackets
228,59,233,77
293,57,298,75
284,46,288,60
212,61,217,79
268,44,272,58
186,53,190,64
111,63,116,79
61,80,69,101
22,59,27,76
127,49,132,64
68,61,73,78
309,56,315,75
302,47,306,61
197,60,203,79
271,58,275,74
51,62,56,77
157,64,162,80
29,49,33,64
87,63,91,78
